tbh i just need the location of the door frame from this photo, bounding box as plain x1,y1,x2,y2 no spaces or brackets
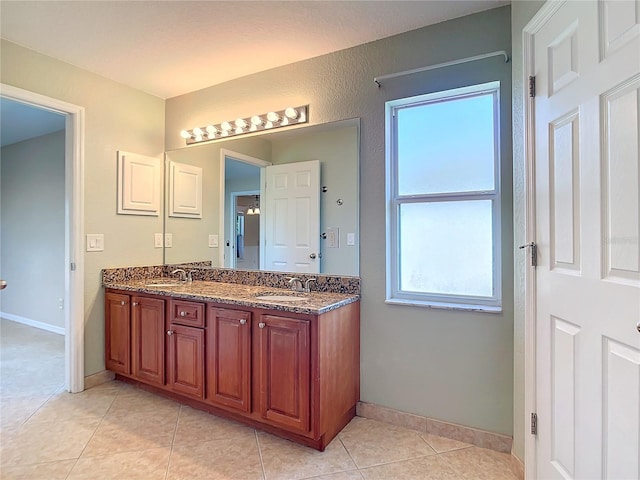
219,149,270,269
0,83,85,393
522,1,569,478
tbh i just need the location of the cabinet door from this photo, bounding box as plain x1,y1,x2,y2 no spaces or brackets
105,292,131,375
206,307,251,412
131,296,165,386
168,324,204,398
257,315,310,434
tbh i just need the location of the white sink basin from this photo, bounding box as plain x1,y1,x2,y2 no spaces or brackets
255,295,309,302
146,282,183,287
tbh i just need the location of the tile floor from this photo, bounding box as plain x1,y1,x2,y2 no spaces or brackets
0,319,519,479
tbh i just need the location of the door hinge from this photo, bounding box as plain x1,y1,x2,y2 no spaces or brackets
519,242,538,267
70,262,76,271
529,76,536,98
531,412,538,435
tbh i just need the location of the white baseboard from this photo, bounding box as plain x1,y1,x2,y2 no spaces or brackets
0,312,65,335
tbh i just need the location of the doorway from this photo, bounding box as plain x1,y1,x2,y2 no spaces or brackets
0,84,85,393
230,193,261,270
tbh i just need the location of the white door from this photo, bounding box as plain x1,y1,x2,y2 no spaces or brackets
533,1,640,478
264,160,320,273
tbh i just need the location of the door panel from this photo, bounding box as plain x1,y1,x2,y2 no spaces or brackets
168,324,204,398
257,315,310,434
265,160,320,273
206,307,251,412
131,297,165,386
533,1,640,478
105,292,130,375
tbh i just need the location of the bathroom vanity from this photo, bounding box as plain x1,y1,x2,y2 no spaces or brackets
102,266,360,451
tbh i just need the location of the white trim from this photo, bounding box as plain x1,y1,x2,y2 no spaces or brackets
522,2,567,478
219,149,271,269
0,83,85,394
1,313,65,335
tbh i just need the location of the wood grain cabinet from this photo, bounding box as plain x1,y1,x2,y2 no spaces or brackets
206,307,251,412
256,314,310,434
104,288,359,451
105,292,131,375
167,300,205,399
131,296,165,386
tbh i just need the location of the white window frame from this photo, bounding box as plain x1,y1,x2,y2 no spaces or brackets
385,81,502,312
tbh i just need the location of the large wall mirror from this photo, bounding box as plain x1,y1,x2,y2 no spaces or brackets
164,118,360,276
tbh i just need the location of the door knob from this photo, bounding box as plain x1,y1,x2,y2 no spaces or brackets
259,322,266,329
309,253,316,259
180,311,186,317
0,280,6,290
132,302,138,307
120,301,126,306
240,319,246,325
637,321,640,333
167,330,174,336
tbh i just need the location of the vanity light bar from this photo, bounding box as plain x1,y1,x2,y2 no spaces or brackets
180,105,309,145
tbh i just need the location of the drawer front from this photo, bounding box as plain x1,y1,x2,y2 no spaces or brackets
169,300,205,327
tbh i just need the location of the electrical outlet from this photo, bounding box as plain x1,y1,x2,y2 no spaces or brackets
164,233,173,248
327,227,339,248
154,233,163,248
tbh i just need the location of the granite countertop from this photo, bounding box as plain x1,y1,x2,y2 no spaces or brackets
103,279,359,315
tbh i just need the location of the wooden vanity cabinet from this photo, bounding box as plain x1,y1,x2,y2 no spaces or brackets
206,307,251,412
167,299,205,399
255,314,310,434
105,292,131,375
131,296,165,386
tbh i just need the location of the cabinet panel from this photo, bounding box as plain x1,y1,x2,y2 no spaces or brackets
105,292,131,375
131,296,165,386
206,307,251,412
168,324,204,398
258,314,310,434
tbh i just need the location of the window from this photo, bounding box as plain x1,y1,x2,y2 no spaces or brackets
386,82,501,312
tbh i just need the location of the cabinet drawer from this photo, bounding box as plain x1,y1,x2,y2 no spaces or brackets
169,300,205,327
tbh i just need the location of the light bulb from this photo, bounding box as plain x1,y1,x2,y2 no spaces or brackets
235,118,247,128
281,117,289,126
195,134,203,142
235,127,244,135
206,125,217,136
221,130,229,137
221,121,232,131
251,115,263,126
284,107,298,119
266,111,280,122
193,127,203,136
249,125,257,132
253,207,260,215
265,121,274,129
180,130,191,139
247,207,254,215
299,110,306,122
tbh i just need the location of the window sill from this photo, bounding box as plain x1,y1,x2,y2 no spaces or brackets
385,298,502,314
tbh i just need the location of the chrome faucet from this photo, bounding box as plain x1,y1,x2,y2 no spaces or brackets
287,277,304,292
304,278,316,293
171,269,187,282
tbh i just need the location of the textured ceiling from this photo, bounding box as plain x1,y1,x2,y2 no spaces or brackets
0,0,509,99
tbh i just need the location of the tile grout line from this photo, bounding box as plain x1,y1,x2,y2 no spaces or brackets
254,430,268,480
164,403,184,480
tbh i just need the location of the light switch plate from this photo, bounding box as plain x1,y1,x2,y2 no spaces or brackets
86,234,104,252
327,227,339,248
208,234,219,248
154,233,163,248
347,233,356,246
164,233,173,248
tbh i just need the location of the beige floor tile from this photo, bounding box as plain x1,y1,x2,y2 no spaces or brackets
0,418,100,466
27,388,117,423
440,446,519,480
360,455,460,480
67,447,171,479
173,405,255,446
338,418,436,468
107,388,181,417
310,471,364,480
258,432,357,480
0,395,51,428
0,459,76,480
81,409,179,457
418,432,474,453
167,435,264,480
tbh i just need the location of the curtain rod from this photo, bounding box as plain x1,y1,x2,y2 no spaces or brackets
374,50,510,87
